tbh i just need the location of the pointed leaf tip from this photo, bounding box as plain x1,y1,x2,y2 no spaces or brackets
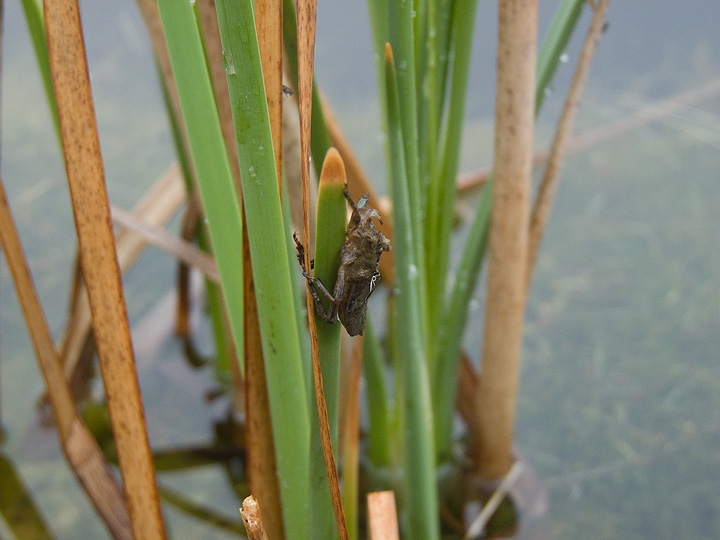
384,43,394,64
319,147,347,189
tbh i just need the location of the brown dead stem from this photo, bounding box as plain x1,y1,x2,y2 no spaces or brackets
44,0,165,537
527,0,611,285
471,0,537,481
297,1,349,539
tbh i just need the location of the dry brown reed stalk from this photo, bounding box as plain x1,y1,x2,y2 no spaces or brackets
367,491,400,540
44,0,165,537
527,0,611,285
471,0,537,481
319,91,395,282
241,496,269,540
462,461,523,540
255,0,284,199
297,2,349,538
283,97,318,246
0,176,133,540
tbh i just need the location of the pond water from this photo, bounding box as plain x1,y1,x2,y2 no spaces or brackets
2,1,720,539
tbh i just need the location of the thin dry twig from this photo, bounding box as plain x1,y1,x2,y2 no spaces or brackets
527,0,611,285
297,1,349,538
463,461,524,540
254,0,283,199
110,206,219,282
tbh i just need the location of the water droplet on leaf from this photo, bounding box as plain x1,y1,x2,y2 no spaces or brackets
222,51,235,75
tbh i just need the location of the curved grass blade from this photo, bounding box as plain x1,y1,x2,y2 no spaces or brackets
307,148,348,540
213,1,311,537
156,0,245,373
385,43,440,540
426,0,480,329
387,0,427,336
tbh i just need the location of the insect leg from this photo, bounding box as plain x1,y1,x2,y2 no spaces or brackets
292,232,314,271
302,273,339,323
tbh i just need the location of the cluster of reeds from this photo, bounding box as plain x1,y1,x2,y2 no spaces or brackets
0,0,610,539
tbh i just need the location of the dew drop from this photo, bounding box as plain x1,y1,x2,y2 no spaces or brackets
222,51,235,75
560,51,570,63
248,166,257,177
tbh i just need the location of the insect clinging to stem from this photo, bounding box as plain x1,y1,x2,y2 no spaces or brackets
294,187,391,336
